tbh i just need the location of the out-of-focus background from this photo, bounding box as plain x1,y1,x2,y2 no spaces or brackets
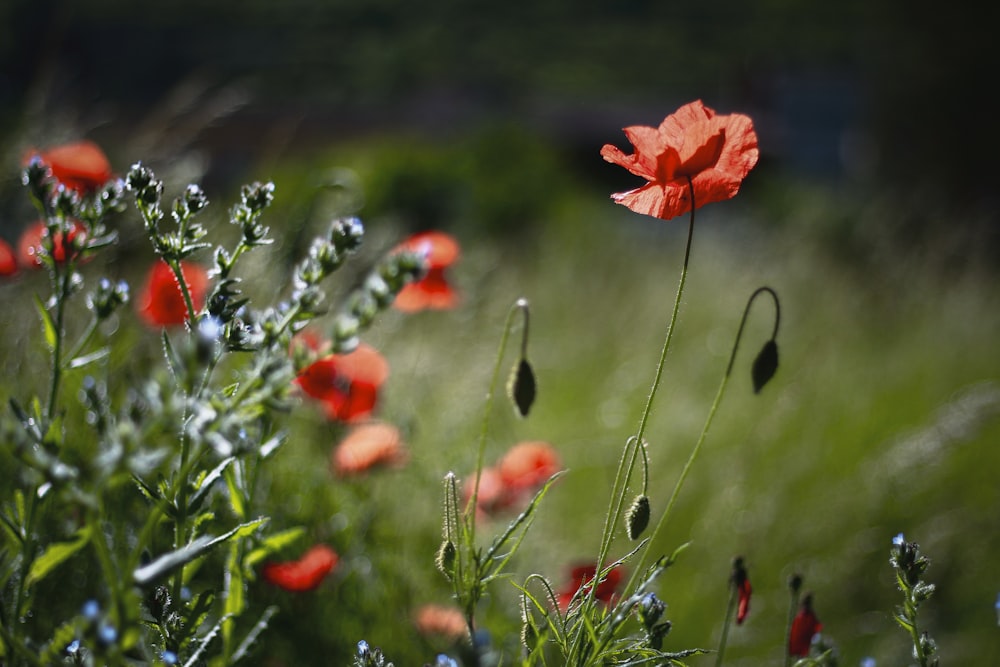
1,1,998,665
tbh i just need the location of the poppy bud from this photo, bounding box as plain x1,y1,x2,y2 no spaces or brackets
435,540,457,581
625,494,650,540
508,358,536,417
751,339,778,393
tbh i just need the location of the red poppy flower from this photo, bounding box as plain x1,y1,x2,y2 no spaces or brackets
463,442,562,519
136,259,209,327
392,230,460,312
24,140,113,193
731,557,751,625
17,220,87,269
261,544,339,592
600,100,759,221
295,342,389,422
498,441,561,493
788,593,822,657
413,604,468,640
557,563,623,612
0,238,17,277
331,422,407,476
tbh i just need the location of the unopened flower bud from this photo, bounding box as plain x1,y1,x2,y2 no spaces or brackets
751,339,778,393
241,181,274,213
507,358,536,417
329,217,364,253
625,494,651,540
435,540,457,581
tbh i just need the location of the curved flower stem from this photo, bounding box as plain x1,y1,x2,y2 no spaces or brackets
468,298,530,540
632,285,780,585
591,179,698,599
458,298,530,633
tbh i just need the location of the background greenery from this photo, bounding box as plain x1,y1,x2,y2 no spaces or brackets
1,1,998,665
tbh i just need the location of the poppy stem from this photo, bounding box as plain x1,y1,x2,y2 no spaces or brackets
715,582,739,667
633,284,780,583
784,583,801,667
724,286,780,378
593,177,697,601
467,298,530,544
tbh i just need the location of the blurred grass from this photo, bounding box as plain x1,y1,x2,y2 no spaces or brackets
2,132,998,666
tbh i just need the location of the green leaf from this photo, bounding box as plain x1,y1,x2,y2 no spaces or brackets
133,518,268,587
224,466,247,520
34,295,57,351
223,541,245,650
66,347,110,370
27,527,91,586
231,605,279,663
244,527,306,572
189,457,235,513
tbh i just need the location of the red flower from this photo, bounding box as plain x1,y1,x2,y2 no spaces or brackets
0,238,17,277
498,441,561,493
600,100,759,221
413,604,468,640
464,442,562,519
17,220,87,269
557,563,623,612
137,259,209,327
731,557,751,625
295,342,389,423
392,230,460,312
331,422,407,476
261,544,339,592
25,140,113,193
788,593,822,657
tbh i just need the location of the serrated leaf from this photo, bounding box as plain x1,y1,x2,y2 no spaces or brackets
34,295,57,351
27,526,91,586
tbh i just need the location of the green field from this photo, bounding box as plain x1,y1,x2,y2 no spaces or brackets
2,133,998,666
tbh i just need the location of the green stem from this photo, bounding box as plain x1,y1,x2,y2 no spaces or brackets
632,285,779,584
63,316,100,365
784,586,800,667
45,267,71,420
165,258,198,327
715,583,738,667
467,298,529,539
459,297,529,633
592,181,698,600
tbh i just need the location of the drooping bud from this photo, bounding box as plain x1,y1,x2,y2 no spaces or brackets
507,358,536,417
625,494,651,540
751,338,778,393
